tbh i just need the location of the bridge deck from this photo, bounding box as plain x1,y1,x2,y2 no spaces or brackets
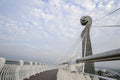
24,69,58,80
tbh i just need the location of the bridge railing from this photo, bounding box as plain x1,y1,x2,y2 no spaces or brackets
0,57,56,80
76,48,120,63
57,49,120,80
75,48,120,80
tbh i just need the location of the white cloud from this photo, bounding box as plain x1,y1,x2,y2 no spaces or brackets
0,16,44,41
0,0,120,64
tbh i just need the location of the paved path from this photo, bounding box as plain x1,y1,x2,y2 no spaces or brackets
24,69,58,80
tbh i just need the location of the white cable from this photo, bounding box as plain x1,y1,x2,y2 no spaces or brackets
94,25,120,27
67,31,86,61
94,7,120,22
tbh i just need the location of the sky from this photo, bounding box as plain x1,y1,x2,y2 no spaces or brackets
0,0,120,68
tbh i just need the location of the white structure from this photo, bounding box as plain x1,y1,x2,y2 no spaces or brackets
57,63,99,80
0,57,56,80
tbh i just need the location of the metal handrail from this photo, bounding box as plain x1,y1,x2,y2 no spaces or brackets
76,48,120,63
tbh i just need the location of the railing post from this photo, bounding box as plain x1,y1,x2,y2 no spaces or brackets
0,57,5,71
31,62,35,75
19,61,26,80
38,63,42,73
34,62,38,74
0,57,5,80
19,60,23,80
27,61,33,79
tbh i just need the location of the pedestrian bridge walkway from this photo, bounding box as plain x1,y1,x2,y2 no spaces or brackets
24,69,58,80
0,56,119,80
1,7,120,80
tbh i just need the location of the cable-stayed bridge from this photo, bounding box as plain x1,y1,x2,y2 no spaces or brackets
0,7,120,80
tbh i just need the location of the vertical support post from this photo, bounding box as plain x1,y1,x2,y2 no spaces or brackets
0,57,5,71
0,57,5,80
80,16,95,74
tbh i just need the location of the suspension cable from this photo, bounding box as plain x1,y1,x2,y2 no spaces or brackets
68,38,82,61
94,25,120,27
94,7,120,22
68,31,86,61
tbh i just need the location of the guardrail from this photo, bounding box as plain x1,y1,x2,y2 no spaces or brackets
74,48,120,80
57,63,119,80
57,49,120,80
0,57,56,80
76,48,120,63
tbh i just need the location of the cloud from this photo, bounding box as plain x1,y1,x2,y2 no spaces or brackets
0,0,120,65
0,16,44,41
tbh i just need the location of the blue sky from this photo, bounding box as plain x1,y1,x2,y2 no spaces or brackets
0,0,120,67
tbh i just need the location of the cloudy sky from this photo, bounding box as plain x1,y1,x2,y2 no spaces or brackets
0,0,120,67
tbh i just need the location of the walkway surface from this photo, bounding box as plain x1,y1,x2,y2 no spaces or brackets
24,69,58,80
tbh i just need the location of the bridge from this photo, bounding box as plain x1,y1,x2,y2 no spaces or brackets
0,48,120,80
0,7,120,80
